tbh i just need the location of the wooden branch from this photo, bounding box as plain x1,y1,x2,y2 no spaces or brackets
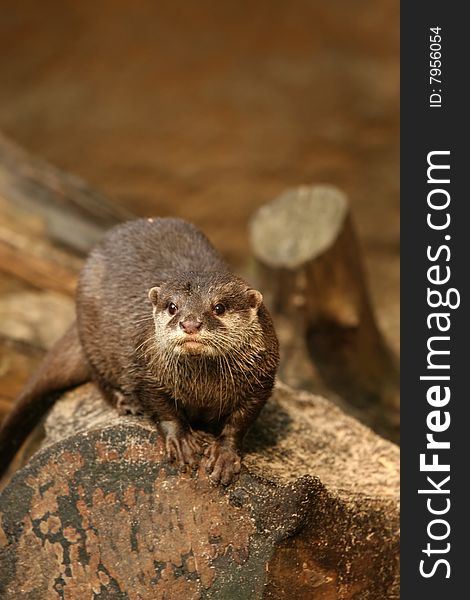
249,185,399,440
0,209,82,295
0,133,133,255
0,132,136,293
0,382,399,599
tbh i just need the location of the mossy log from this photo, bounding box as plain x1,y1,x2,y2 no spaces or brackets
0,382,399,599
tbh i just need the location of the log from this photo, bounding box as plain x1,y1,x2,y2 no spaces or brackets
0,382,399,599
249,185,399,440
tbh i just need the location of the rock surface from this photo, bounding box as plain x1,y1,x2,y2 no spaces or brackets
0,382,399,599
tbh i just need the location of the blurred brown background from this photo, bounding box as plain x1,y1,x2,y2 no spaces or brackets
0,1,399,421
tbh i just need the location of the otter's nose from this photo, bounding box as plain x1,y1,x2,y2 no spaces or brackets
180,319,203,334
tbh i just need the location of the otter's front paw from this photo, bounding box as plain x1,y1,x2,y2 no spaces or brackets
165,430,202,469
205,441,241,485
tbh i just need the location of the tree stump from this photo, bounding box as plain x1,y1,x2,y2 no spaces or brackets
249,185,399,440
0,382,399,599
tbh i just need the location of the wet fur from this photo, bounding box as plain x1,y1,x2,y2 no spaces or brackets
0,218,279,483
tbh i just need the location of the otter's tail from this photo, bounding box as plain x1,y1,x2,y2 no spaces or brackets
0,322,91,480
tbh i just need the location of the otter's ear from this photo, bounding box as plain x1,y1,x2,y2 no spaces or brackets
247,288,263,310
148,286,161,305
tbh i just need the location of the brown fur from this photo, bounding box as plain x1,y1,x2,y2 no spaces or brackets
0,218,279,484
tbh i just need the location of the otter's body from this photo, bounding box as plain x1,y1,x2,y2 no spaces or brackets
0,218,279,484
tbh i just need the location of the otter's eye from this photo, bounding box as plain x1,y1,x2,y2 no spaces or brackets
168,302,178,316
213,303,226,316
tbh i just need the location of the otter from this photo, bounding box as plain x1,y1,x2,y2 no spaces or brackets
0,218,279,485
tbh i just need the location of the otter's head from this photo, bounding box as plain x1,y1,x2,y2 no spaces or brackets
148,272,263,357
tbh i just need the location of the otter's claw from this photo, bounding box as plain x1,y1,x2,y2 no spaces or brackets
205,441,241,485
165,430,203,468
